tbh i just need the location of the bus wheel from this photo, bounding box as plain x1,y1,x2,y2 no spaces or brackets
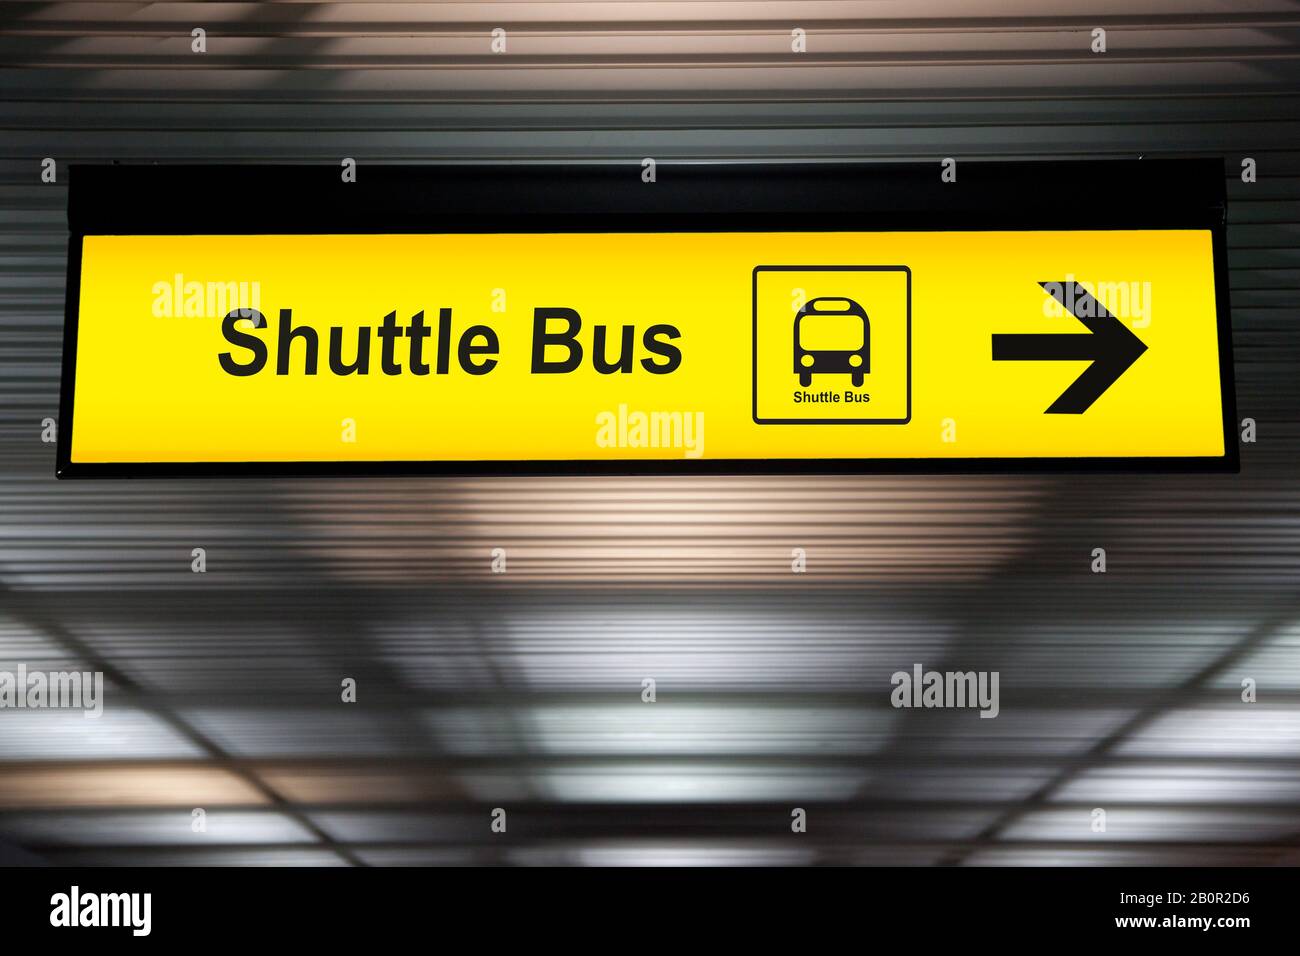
799,372,812,388
851,373,864,388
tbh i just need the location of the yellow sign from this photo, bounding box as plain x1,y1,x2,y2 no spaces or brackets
63,230,1230,471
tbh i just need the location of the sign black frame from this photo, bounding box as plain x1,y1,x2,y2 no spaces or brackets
57,160,1238,477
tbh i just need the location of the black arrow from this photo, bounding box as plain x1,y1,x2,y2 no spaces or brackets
991,281,1149,414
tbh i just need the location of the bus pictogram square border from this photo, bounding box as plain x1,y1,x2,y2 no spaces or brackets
752,264,912,425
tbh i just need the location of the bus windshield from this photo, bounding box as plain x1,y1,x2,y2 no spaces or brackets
798,312,865,351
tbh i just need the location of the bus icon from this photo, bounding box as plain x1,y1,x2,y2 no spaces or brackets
794,296,870,388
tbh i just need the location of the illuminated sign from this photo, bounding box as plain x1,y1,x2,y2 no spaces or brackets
57,162,1236,475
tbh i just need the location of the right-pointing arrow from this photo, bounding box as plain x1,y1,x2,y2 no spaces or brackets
991,281,1149,414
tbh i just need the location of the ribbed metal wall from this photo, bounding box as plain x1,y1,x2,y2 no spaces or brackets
0,1,1298,866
